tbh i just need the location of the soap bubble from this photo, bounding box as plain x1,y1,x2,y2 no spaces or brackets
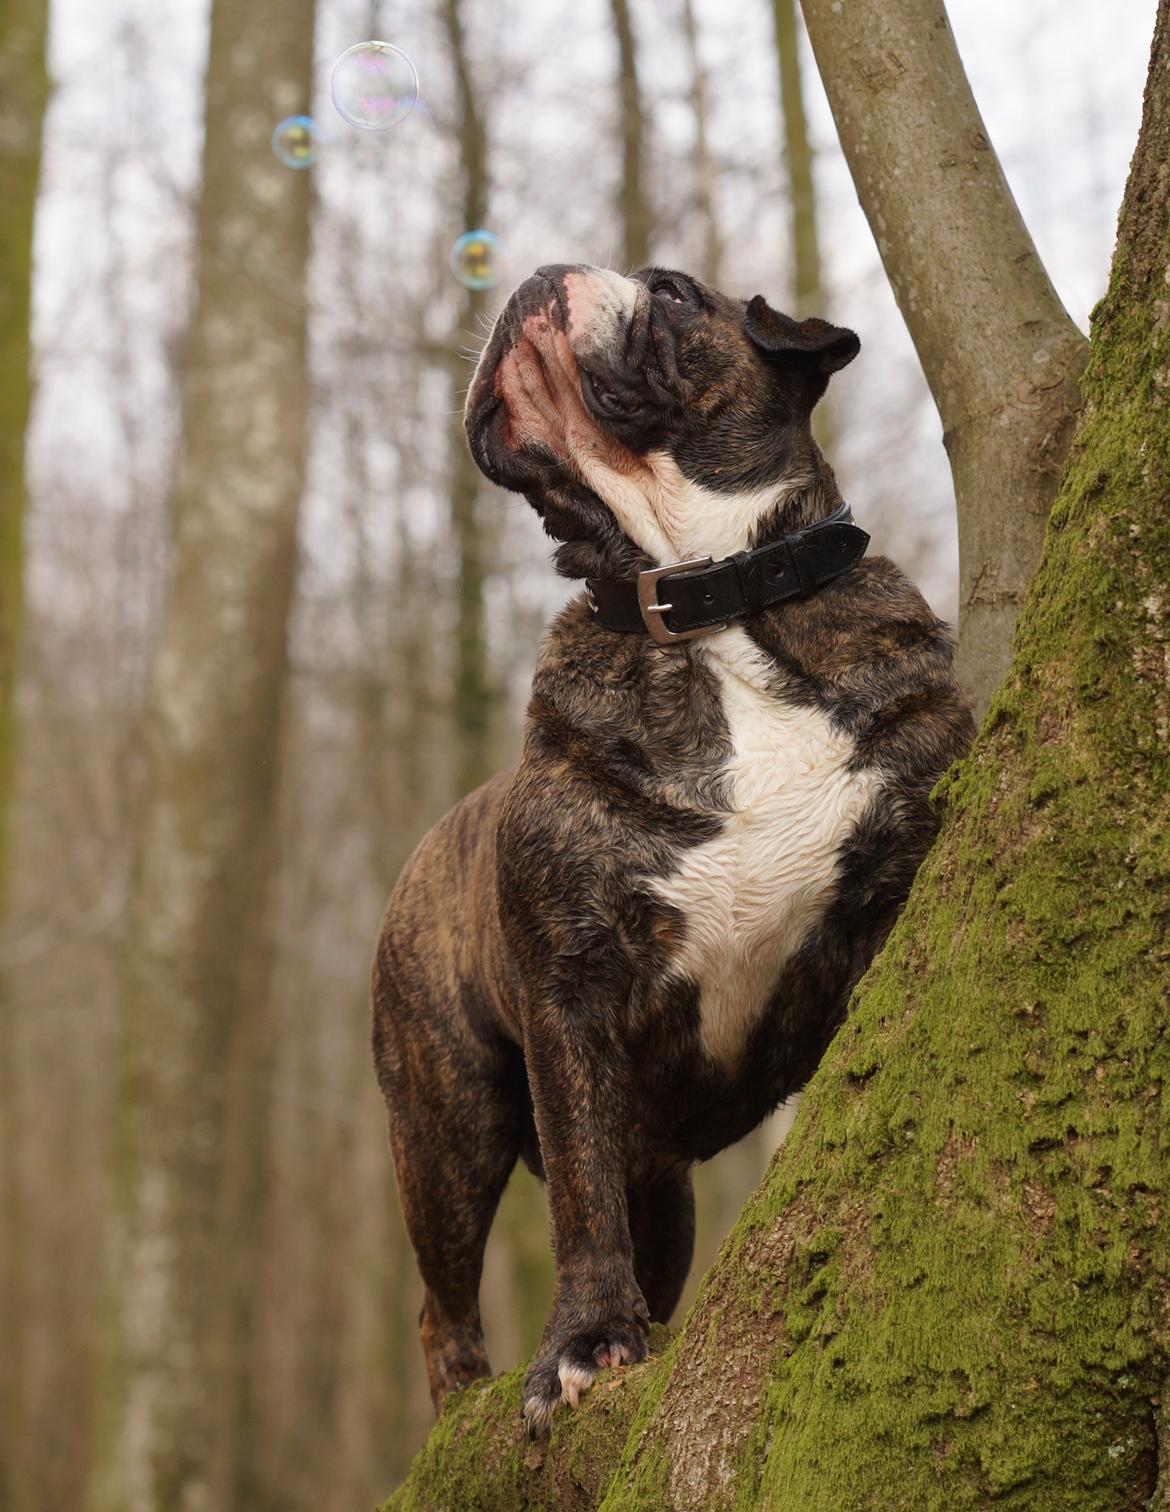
271,115,320,169
450,230,503,291
331,41,418,131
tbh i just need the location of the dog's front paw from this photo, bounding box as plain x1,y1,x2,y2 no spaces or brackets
522,1318,648,1437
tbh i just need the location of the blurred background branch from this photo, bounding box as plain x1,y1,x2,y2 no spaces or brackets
0,4,49,1507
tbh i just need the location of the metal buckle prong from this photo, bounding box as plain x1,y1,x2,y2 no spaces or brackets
636,557,728,647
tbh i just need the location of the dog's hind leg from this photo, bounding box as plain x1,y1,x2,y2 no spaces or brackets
372,939,522,1414
628,1164,695,1324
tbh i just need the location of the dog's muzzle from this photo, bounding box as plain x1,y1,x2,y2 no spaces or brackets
464,265,658,487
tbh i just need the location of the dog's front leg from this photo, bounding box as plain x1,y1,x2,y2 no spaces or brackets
521,983,650,1436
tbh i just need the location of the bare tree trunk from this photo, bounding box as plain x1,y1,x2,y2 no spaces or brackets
382,6,1170,1506
609,0,651,271
799,0,1089,716
772,0,821,319
88,0,315,1505
0,2,48,1505
680,0,722,285
443,0,494,799
772,0,834,455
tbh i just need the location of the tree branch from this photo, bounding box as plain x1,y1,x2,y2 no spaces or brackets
610,0,652,271
799,0,1089,716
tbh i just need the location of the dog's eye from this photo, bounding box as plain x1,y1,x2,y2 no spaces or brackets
652,280,686,304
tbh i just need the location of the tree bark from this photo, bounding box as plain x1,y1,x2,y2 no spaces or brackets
443,0,495,798
799,0,1089,718
679,0,722,286
88,0,315,1506
609,0,651,271
381,4,1170,1505
0,1,48,1506
771,0,836,456
772,0,821,320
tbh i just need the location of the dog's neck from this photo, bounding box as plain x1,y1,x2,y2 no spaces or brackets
745,464,843,548
547,441,843,582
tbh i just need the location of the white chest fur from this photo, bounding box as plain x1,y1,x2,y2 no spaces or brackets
650,631,881,1072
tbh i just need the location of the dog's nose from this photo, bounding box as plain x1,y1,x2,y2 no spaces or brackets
509,271,564,325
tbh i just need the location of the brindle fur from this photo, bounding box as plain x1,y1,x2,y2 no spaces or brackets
372,264,974,1433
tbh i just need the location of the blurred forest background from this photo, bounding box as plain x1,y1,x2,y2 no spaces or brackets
0,0,1155,1507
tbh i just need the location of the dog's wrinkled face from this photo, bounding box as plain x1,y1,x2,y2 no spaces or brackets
464,264,859,574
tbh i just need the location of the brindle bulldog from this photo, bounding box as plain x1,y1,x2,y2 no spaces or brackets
372,264,974,1435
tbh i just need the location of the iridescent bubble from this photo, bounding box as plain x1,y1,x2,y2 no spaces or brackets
331,41,418,131
271,115,320,169
450,230,503,291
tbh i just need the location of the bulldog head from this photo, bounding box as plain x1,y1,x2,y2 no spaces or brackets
464,264,859,578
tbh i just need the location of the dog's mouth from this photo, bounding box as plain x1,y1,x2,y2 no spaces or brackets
463,271,559,487
464,266,671,491
579,364,644,421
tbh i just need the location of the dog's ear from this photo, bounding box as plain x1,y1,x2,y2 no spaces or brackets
744,295,860,375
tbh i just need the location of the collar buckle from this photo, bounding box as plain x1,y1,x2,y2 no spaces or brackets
636,557,727,647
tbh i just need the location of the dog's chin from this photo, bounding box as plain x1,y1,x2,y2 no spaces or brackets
468,406,554,495
465,392,509,485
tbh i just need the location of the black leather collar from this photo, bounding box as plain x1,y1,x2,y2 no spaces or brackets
585,500,869,646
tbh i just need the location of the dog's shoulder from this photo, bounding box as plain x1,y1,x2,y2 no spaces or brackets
750,553,975,774
762,553,955,674
383,768,515,947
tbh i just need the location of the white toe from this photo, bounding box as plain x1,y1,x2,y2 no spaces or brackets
558,1359,596,1409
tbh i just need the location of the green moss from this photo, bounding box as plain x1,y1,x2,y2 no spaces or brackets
379,1365,529,1512
382,1331,682,1512
594,1330,682,1512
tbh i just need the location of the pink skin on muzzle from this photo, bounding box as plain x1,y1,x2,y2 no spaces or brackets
562,271,622,346
493,295,634,479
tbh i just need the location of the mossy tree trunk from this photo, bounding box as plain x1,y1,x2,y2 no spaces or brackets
799,0,1089,717
0,1,48,1507
382,5,1170,1507
88,0,315,1506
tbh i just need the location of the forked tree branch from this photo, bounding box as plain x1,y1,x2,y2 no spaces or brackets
799,0,1089,715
